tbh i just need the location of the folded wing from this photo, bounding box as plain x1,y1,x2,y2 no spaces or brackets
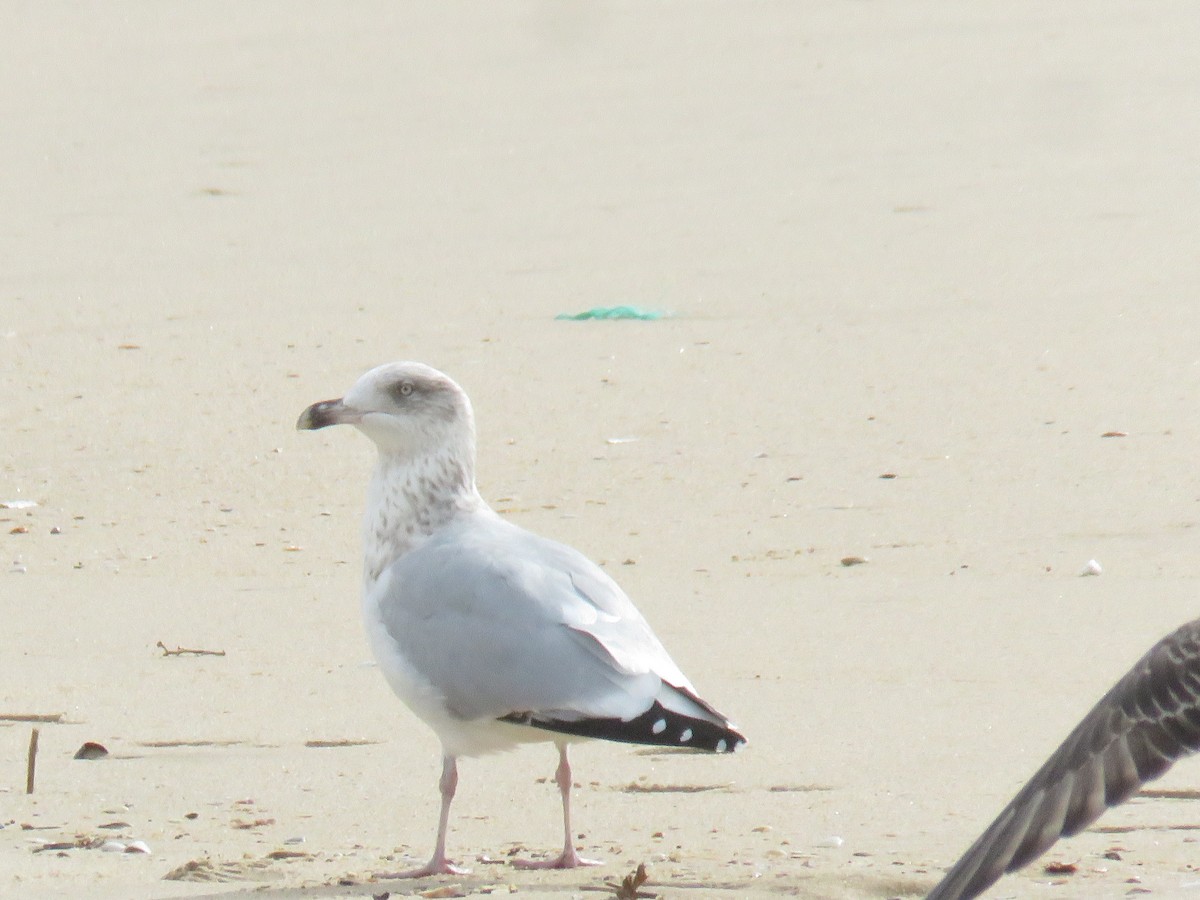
374,514,743,751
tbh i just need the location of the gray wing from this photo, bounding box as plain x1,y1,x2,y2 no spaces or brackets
372,515,688,723
927,617,1200,900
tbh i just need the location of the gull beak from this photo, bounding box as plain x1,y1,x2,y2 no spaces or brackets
297,398,359,431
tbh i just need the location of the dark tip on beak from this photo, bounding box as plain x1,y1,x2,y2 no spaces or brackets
296,398,349,431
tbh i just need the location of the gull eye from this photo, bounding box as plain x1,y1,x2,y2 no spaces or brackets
397,381,415,397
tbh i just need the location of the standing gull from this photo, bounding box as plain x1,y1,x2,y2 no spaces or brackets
928,616,1200,900
297,361,745,877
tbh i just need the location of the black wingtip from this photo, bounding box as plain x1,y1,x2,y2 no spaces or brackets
501,700,746,753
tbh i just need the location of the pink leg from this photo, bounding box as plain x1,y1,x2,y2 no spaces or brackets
379,755,471,878
513,745,602,870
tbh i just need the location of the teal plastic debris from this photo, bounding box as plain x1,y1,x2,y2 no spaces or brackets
555,306,669,321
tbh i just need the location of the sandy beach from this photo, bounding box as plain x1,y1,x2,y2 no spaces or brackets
4,3,1200,898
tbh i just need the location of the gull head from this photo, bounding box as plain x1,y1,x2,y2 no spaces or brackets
296,361,475,459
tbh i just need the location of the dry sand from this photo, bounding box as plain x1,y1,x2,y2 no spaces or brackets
4,3,1200,898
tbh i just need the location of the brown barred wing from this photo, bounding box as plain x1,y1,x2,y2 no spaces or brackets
927,618,1200,900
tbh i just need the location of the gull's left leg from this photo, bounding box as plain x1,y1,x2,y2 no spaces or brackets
513,744,602,869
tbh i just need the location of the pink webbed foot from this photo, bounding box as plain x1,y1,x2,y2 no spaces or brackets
377,854,471,879
512,847,602,870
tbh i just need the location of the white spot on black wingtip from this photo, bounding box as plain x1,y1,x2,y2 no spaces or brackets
716,739,727,753
652,718,667,735
680,728,693,743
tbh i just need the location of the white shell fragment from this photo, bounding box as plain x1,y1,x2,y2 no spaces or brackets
0,500,37,510
100,840,127,852
124,840,151,854
1080,559,1103,577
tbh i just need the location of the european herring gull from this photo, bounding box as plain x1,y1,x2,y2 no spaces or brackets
928,616,1200,899
297,361,745,877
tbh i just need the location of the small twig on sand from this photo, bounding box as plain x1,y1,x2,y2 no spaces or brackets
156,641,226,658
26,728,39,794
0,713,64,723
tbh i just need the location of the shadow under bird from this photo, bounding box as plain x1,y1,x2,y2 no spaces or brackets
297,361,745,877
928,617,1200,899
